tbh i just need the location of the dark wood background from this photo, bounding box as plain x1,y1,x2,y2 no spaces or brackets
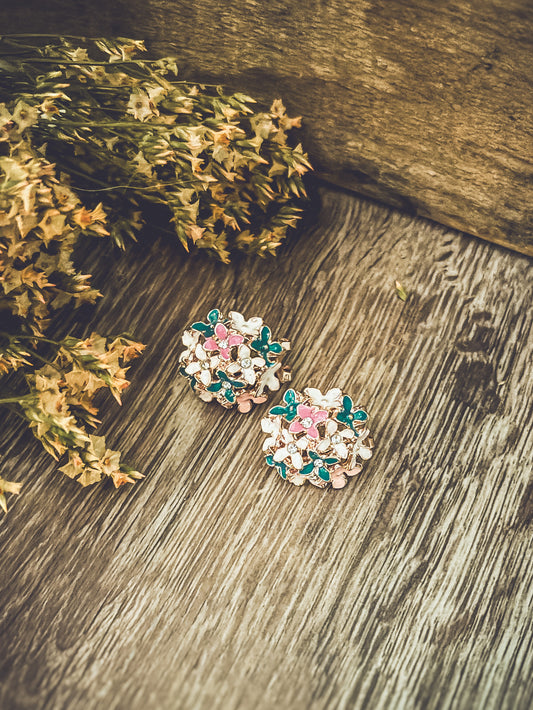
1,0,532,254
1,184,532,709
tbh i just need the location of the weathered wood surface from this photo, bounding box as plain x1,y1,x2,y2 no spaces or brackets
1,0,532,255
1,186,533,710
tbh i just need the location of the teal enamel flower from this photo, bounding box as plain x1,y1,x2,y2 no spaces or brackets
179,366,197,390
191,308,225,337
251,326,283,366
269,388,298,421
207,370,245,403
301,451,339,481
266,454,288,480
335,395,368,431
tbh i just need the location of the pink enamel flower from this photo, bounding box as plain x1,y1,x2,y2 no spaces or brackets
203,323,243,360
289,404,328,439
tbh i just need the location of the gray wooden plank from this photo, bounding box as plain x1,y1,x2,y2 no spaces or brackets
143,0,533,255
1,1,532,255
1,186,532,710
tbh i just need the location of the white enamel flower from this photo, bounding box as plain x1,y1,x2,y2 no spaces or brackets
227,344,263,384
316,419,354,459
273,430,307,470
304,387,343,409
198,390,215,402
182,330,199,349
257,362,281,393
229,310,263,336
352,428,373,460
184,343,220,386
261,417,282,451
287,472,306,486
179,330,200,362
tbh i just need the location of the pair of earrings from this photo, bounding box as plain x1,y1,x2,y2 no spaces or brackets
179,308,374,490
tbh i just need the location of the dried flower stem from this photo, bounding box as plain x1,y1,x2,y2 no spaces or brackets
0,34,312,512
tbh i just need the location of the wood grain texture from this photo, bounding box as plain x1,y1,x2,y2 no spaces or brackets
152,0,533,255
1,185,532,710
143,0,533,255
1,0,532,254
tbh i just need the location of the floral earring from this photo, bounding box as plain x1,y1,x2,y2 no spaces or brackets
179,308,291,412
261,387,374,489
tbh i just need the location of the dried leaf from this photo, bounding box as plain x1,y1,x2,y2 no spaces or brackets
395,280,408,301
